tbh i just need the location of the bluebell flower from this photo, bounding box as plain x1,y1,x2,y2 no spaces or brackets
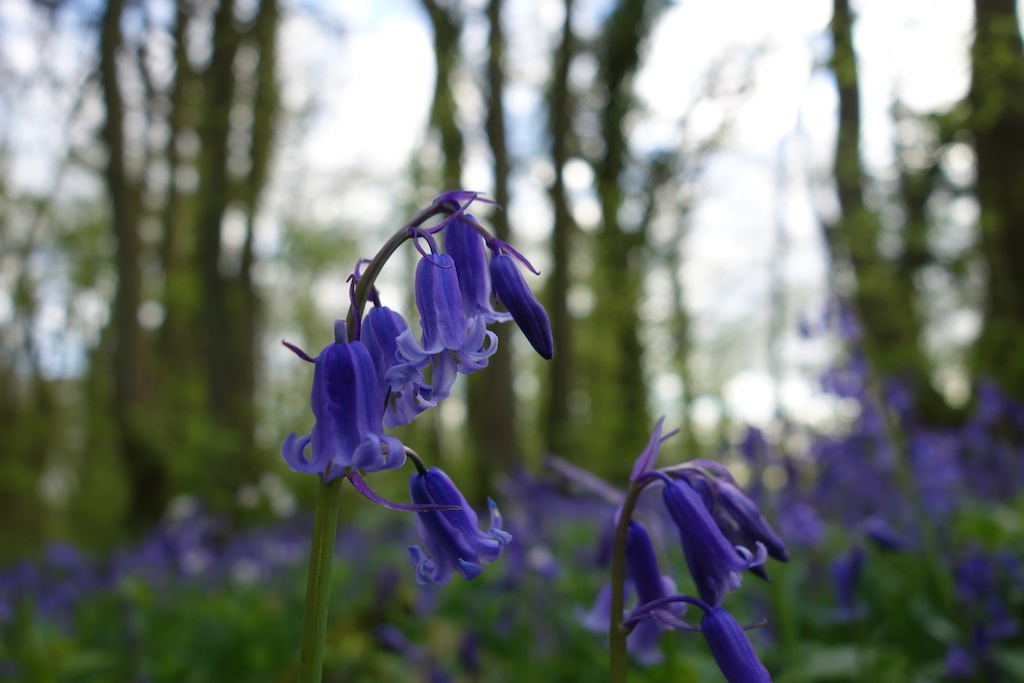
408,467,512,585
700,607,773,683
945,644,976,678
397,253,498,400
579,580,669,667
415,252,469,355
713,481,789,562
281,321,406,479
444,215,511,324
360,305,435,427
489,251,553,359
662,476,766,607
832,545,864,621
625,520,685,665
776,502,826,548
577,581,618,634
861,516,906,551
627,521,678,607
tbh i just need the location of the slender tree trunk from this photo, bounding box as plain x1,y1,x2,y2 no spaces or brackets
827,0,931,401
421,0,463,188
586,0,657,471
160,0,197,369
232,0,280,461
544,0,577,458
101,0,168,530
969,0,1024,399
197,0,238,416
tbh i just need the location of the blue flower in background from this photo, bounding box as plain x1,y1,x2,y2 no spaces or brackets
831,545,865,621
661,476,766,607
624,520,684,665
626,521,679,612
281,321,406,479
700,606,773,683
713,480,789,563
408,467,512,585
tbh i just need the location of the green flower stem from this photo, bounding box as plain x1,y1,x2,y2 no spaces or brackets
296,476,344,683
295,197,458,683
609,480,645,683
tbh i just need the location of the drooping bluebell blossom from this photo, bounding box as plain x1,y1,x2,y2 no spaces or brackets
860,516,906,551
281,321,406,479
627,521,678,608
577,581,619,634
624,520,685,665
700,607,773,683
661,476,766,607
415,252,468,354
776,501,826,548
444,215,511,324
397,252,498,400
712,480,789,562
489,250,554,359
360,305,435,427
408,467,512,585
831,545,865,621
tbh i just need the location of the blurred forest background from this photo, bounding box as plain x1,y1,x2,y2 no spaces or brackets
3,0,1020,554
2,0,1024,679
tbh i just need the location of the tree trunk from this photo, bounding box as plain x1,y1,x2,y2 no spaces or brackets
827,0,932,405
585,0,658,473
421,0,464,188
969,0,1024,399
100,0,168,530
544,0,577,458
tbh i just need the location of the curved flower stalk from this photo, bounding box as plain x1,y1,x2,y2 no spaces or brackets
279,192,552,683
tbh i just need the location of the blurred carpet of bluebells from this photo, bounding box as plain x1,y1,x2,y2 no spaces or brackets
3,364,1024,682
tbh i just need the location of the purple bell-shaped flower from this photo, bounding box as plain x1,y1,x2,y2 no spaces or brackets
408,467,512,585
281,321,406,479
